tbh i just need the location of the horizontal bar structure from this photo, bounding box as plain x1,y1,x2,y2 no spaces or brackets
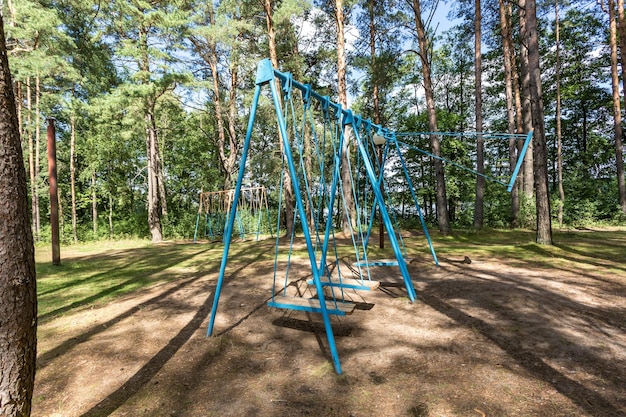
394,131,533,193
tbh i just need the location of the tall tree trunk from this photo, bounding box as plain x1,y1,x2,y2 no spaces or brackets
609,0,626,213
335,0,356,232
615,0,626,213
519,0,534,200
509,1,523,136
145,108,162,242
109,190,114,239
264,0,295,237
153,116,167,218
617,0,626,99
411,0,450,234
70,115,78,242
526,0,553,244
91,170,98,236
474,0,485,230
16,80,22,136
34,75,41,239
0,15,38,416
499,0,519,226
555,0,565,226
189,2,236,188
227,61,239,188
138,25,163,243
368,0,380,125
27,78,36,240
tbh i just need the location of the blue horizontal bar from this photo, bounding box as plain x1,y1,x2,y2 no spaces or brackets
267,300,350,316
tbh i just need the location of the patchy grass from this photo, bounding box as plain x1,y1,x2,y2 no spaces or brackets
35,239,224,321
32,229,626,417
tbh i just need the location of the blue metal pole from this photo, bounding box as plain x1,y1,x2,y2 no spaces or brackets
267,73,343,374
350,116,417,302
393,135,439,265
507,130,534,192
207,84,262,337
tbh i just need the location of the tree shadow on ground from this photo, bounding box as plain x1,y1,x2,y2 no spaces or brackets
416,260,625,417
76,246,267,417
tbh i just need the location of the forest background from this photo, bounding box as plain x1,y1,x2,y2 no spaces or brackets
6,0,626,244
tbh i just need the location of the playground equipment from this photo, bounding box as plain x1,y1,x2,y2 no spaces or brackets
206,59,533,374
193,186,273,242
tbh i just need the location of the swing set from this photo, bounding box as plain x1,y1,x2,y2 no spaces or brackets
206,59,532,374
193,186,273,242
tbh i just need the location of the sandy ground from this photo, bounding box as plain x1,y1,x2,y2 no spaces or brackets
32,238,626,417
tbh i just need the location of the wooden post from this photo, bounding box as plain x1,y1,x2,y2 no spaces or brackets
47,118,60,265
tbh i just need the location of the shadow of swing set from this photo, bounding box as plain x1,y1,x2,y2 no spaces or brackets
206,59,533,374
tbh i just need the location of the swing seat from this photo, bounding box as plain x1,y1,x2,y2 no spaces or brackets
306,277,380,291
353,258,412,267
267,296,356,315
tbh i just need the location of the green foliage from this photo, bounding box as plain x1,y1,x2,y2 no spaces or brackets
7,0,626,246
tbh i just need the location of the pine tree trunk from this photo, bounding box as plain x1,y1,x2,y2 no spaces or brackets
70,115,78,242
264,0,295,237
609,0,626,213
146,109,162,242
555,0,565,226
412,0,450,234
499,0,519,227
92,170,98,236
26,78,36,240
34,75,41,239
519,0,534,200
526,0,553,245
336,0,356,232
369,0,380,125
109,191,114,239
189,3,234,188
153,119,167,218
474,0,485,230
227,62,239,189
0,16,38,415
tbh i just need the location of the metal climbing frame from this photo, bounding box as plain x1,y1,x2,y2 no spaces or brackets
193,187,273,242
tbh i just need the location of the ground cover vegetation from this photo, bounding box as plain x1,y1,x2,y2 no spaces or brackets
5,0,626,245
31,230,626,416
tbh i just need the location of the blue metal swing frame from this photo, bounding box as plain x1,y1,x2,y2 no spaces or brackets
206,59,533,375
207,59,417,374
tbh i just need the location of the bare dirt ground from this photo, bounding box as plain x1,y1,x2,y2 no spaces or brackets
33,236,626,417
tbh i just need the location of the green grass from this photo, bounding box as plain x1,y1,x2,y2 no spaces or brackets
35,228,626,322
35,239,225,321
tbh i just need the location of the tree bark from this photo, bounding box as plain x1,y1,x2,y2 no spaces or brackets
499,0,519,226
70,115,78,242
34,75,41,239
609,0,626,213
335,0,356,232
92,170,98,236
369,0,380,125
145,108,162,242
264,0,295,237
519,0,534,200
227,62,239,189
555,0,565,226
411,0,450,234
26,78,36,240
0,15,37,416
526,0,552,244
474,0,485,230
109,190,114,239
